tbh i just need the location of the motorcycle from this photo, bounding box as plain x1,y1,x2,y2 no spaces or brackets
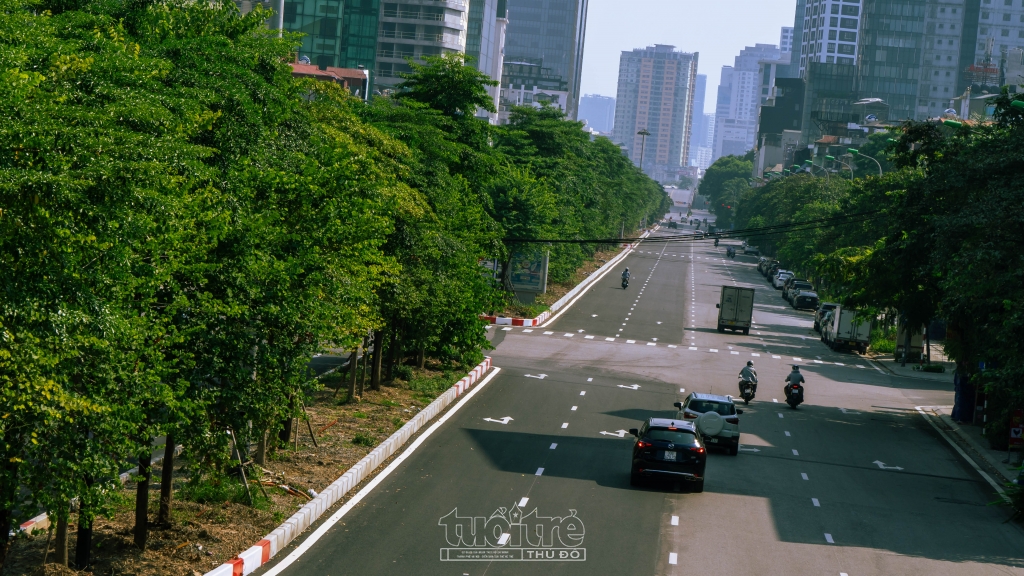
738,379,756,405
714,238,719,247
726,247,736,258
622,277,629,289
785,383,804,409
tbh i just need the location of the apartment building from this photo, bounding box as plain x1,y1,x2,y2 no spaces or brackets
713,44,781,160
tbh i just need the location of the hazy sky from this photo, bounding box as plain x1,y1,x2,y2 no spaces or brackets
579,0,798,114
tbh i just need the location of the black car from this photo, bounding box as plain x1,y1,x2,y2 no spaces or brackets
792,290,820,310
629,418,706,491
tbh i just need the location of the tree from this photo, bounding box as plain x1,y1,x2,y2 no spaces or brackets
396,53,498,117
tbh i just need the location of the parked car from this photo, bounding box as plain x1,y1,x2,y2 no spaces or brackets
813,303,838,331
756,257,769,273
772,271,793,289
629,418,707,490
743,246,760,256
765,262,781,278
784,280,814,303
675,393,742,455
792,290,820,310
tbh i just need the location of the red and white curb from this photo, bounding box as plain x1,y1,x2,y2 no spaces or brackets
481,230,654,329
205,357,495,576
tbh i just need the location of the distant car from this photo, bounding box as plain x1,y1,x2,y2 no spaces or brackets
784,280,814,302
766,262,781,278
676,393,742,456
743,246,760,255
629,418,707,491
772,271,793,289
814,302,839,331
669,221,678,229
792,290,820,310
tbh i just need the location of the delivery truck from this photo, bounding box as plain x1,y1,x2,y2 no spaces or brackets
716,286,755,334
822,306,872,353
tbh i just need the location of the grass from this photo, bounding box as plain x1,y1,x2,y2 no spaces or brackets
352,432,376,447
179,472,271,509
870,327,897,354
407,369,461,401
353,411,368,418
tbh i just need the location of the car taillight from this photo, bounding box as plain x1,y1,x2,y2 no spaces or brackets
725,417,739,424
689,447,705,454
637,440,652,449
683,412,697,419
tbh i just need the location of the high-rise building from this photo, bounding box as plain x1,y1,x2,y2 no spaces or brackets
713,44,781,160
919,0,968,118
467,0,509,120
499,0,589,121
578,94,616,133
783,0,808,79
799,0,862,72
374,1,471,90
611,45,699,181
780,26,795,53
265,0,380,74
857,0,927,122
686,74,708,167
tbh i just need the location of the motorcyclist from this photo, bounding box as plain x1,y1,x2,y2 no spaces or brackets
739,361,758,394
784,365,806,397
714,238,719,247
621,267,630,287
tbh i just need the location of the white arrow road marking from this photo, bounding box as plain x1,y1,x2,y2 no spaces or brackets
839,407,860,414
873,460,904,471
482,417,514,425
617,384,641,390
524,374,548,379
599,430,629,438
738,446,760,452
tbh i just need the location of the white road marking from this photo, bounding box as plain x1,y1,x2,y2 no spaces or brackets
785,431,791,436
605,337,615,341
522,329,533,333
519,497,529,506
751,353,760,357
482,416,514,425
617,384,641,390
680,388,685,393
580,391,586,396
869,361,885,373
536,468,545,476
738,446,760,452
591,314,598,317
647,343,656,346
560,423,568,429
549,443,557,449
626,340,636,344
668,345,677,348
814,360,823,364
709,348,718,352
772,355,781,359
668,552,678,565
524,374,548,379
587,378,593,382
599,430,628,438
778,413,784,418
563,333,574,337
543,331,554,335
689,347,698,350
501,327,513,331
584,335,594,339
801,473,808,480
793,357,802,361
873,460,903,471
825,533,834,544
835,362,844,366
730,351,739,355
812,498,820,507
773,399,778,403
571,406,578,411
497,533,511,545
792,449,800,456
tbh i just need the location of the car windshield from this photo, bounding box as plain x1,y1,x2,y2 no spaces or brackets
686,400,736,415
793,282,813,290
646,429,700,445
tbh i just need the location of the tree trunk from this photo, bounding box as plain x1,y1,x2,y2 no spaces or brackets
54,511,69,566
253,428,267,467
278,397,294,446
358,335,369,396
901,317,912,367
386,324,400,382
418,346,425,369
371,329,385,391
157,433,176,525
133,449,152,549
347,346,358,401
0,507,10,569
74,511,92,569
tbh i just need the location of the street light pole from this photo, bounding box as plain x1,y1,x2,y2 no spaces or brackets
847,148,883,177
803,160,830,184
826,155,854,180
637,129,651,173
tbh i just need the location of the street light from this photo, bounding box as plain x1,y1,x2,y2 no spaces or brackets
637,129,651,171
803,159,830,183
826,154,854,180
847,148,883,177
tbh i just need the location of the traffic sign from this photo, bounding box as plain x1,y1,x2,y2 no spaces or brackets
1010,409,1023,448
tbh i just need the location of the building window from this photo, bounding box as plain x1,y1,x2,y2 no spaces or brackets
1004,13,1012,20
827,55,836,63
840,18,858,28
838,43,855,54
829,30,838,40
830,16,839,26
840,31,857,41
982,12,990,19
1003,29,1011,36
981,27,989,34
827,42,837,53
933,70,939,76
841,5,859,15
831,3,840,13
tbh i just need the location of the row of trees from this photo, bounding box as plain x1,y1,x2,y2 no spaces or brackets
712,97,1023,491
0,0,668,566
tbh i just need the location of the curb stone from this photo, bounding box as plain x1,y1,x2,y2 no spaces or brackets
934,408,1016,485
204,357,494,576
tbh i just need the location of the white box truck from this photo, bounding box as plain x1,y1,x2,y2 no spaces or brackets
823,306,872,353
716,286,754,335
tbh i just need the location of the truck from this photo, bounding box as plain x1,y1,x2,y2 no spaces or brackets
822,306,872,353
716,286,754,335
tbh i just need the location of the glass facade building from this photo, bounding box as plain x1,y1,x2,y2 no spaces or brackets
280,0,380,72
499,0,588,120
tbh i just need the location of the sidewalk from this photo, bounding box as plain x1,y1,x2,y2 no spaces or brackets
868,353,955,383
929,406,1022,485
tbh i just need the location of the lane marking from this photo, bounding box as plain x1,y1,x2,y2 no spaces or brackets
772,355,781,359
646,343,656,346
543,331,554,335
584,335,594,339
536,468,545,476
560,423,569,429
751,353,760,357
519,497,529,506
778,413,784,419
587,378,593,382
668,552,678,565
571,406,578,411
670,516,679,526
825,533,834,544
709,348,718,353
793,357,802,361
773,398,778,403
689,347,697,350
668,345,677,348
605,337,615,341
626,340,636,344
522,329,533,333
497,533,510,545
259,367,503,576
801,473,808,480
580,391,586,396
680,388,685,393
785,431,791,436
501,327,513,331
549,443,557,449
792,449,800,456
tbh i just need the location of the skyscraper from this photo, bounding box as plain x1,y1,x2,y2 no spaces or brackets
799,0,862,71
611,45,699,181
780,26,795,53
578,94,616,133
713,44,781,160
374,1,471,90
687,74,707,167
499,0,589,121
467,0,509,120
274,0,380,72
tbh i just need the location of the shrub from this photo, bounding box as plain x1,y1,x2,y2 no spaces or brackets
352,433,376,447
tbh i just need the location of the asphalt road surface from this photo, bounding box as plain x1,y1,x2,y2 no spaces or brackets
258,212,1024,576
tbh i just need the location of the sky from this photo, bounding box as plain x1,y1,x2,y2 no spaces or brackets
579,0,798,114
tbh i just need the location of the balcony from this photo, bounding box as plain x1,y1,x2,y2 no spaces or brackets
378,29,444,42
381,9,444,21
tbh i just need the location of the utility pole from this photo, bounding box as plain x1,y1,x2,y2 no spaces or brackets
637,129,651,174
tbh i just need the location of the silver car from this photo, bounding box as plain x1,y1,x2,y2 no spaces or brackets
772,271,793,289
675,393,742,456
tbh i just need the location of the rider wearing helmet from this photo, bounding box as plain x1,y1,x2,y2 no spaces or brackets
739,361,758,394
621,267,630,281
784,365,805,398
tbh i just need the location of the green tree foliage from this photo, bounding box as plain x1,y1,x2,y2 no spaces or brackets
697,155,753,228
0,0,670,556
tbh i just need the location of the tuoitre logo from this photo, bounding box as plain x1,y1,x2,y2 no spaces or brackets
438,501,586,561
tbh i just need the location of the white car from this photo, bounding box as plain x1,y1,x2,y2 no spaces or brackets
772,271,793,289
675,393,742,456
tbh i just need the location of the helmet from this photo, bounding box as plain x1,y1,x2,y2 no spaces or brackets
625,267,629,271
746,361,753,367
792,365,800,371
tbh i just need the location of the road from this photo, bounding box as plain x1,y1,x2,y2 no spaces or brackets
258,212,1024,576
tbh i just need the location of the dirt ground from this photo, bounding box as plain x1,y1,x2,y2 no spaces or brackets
3,368,458,576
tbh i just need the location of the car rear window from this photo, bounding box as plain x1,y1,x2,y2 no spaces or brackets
686,400,736,415
793,282,813,290
646,429,699,445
